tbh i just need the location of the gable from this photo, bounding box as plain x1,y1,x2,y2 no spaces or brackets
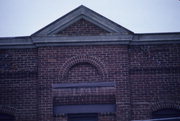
32,5,133,36
56,19,110,36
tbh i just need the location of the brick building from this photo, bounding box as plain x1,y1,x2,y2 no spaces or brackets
0,5,180,121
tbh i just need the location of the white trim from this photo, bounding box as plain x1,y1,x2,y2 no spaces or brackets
32,5,132,36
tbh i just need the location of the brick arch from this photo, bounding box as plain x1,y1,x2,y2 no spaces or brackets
59,55,107,81
0,105,16,116
151,102,180,112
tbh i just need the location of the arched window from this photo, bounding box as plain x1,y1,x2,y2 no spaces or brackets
0,113,15,121
152,108,180,120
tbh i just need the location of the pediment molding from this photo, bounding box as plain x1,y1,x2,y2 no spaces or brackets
32,5,133,36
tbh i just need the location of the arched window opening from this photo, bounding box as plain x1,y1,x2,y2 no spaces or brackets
152,108,180,121
0,113,15,121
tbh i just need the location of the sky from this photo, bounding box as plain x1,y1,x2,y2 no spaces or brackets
0,0,180,37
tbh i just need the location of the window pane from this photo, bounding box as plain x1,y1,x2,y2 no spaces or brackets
68,114,97,121
0,113,15,121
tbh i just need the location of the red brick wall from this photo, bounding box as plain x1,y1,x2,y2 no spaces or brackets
0,48,37,121
37,45,129,121
129,44,180,120
0,43,180,121
57,19,109,36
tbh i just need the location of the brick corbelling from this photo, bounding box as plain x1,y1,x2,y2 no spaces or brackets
59,55,107,81
151,102,180,112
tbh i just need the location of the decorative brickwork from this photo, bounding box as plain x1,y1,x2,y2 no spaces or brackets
53,95,115,105
53,87,115,97
59,55,107,81
151,102,180,112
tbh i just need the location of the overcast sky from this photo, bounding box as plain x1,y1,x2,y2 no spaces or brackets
0,0,180,37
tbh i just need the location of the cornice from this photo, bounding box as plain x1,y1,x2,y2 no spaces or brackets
0,33,180,48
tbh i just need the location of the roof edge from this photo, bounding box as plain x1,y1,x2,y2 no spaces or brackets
31,5,134,36
0,33,180,49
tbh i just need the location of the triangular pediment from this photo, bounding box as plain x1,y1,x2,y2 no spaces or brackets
32,5,133,36
56,18,110,36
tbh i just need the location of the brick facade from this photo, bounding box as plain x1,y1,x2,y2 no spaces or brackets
0,49,37,121
0,5,180,121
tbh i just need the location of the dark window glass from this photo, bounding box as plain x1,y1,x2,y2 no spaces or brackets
152,108,180,121
0,113,15,121
68,114,97,121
